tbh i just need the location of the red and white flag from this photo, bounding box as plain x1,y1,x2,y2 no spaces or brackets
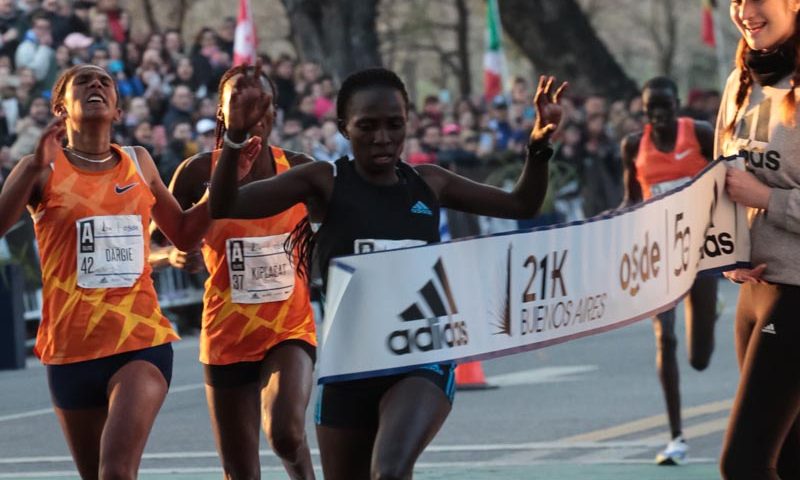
233,0,257,66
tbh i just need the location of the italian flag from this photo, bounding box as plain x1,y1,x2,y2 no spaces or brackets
483,0,506,102
701,0,716,47
233,0,258,66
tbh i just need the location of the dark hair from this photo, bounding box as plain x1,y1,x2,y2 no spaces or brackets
289,67,411,279
213,64,277,150
335,67,409,124
642,76,678,97
192,27,217,52
728,14,800,134
51,64,120,113
164,28,184,50
30,9,51,25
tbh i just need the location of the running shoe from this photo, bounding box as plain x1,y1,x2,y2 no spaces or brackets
655,436,688,465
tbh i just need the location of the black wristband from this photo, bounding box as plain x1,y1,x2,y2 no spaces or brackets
527,141,552,163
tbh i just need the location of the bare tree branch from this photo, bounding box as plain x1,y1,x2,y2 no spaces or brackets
140,0,160,34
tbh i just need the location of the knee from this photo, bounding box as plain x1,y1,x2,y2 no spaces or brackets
719,455,734,480
655,332,678,354
371,466,408,480
719,447,744,480
221,465,260,480
99,464,136,480
266,418,306,460
719,448,766,480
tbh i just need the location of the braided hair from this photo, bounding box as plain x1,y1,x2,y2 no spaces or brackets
289,67,411,279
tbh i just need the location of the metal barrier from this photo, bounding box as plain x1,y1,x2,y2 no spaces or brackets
152,267,206,310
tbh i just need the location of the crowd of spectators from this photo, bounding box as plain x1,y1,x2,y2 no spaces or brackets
0,0,723,232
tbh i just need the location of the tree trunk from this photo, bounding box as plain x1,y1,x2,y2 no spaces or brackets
173,0,190,37
140,0,161,34
281,0,382,82
454,0,472,97
657,0,678,77
282,0,327,65
498,0,638,99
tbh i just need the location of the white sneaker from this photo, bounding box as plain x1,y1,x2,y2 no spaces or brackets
655,436,688,465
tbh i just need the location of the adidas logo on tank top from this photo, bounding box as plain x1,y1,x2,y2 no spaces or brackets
411,201,433,216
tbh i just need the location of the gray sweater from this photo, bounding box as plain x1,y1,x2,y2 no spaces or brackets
716,70,800,286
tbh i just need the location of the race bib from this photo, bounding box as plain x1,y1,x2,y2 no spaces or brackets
650,176,691,197
76,215,144,288
226,234,295,304
354,239,428,254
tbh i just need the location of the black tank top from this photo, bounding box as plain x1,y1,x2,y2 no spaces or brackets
315,157,440,286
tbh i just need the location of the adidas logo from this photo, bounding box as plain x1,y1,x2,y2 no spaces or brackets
387,258,468,355
410,200,433,216
761,323,776,335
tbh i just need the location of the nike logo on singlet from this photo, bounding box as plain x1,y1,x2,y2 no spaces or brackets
675,149,692,161
114,182,139,194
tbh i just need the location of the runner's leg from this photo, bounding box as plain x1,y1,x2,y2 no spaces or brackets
371,377,452,479
99,360,168,479
684,276,718,370
316,425,375,480
205,376,262,479
53,407,106,480
653,308,681,439
260,342,316,480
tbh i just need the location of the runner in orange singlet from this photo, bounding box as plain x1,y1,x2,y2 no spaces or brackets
0,65,209,478
165,65,316,479
620,76,719,466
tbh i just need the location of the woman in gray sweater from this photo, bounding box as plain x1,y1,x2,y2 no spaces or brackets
717,1,800,478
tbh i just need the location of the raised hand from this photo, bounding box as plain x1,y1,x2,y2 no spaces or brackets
32,118,66,170
226,62,272,141
167,247,205,273
530,75,568,145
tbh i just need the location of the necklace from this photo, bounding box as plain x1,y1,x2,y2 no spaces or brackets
64,147,114,163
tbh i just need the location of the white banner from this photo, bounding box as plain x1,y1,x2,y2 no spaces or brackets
319,158,750,384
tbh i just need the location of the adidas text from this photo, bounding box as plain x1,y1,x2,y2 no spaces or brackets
387,318,469,355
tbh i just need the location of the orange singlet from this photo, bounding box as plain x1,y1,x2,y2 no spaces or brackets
200,146,315,365
33,145,178,365
635,117,708,200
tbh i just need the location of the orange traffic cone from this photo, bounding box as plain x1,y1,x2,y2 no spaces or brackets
455,361,498,390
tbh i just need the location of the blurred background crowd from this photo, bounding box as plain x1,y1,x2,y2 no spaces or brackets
0,0,723,224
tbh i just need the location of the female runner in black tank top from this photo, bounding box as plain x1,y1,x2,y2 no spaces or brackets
209,67,566,480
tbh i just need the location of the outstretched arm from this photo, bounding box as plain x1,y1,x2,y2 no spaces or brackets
418,75,566,219
694,120,715,161
140,146,211,251
0,119,63,236
619,133,643,208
